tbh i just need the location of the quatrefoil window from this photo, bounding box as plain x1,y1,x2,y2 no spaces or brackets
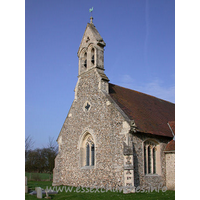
85,103,90,111
83,101,91,112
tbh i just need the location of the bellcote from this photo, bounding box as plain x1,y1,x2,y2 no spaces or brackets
77,18,107,76
74,18,109,96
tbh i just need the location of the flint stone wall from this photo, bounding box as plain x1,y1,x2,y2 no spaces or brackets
53,69,126,188
165,152,175,190
53,69,171,189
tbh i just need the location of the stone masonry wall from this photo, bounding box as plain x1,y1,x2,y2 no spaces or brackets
53,67,172,190
165,153,175,190
130,133,170,189
53,69,127,188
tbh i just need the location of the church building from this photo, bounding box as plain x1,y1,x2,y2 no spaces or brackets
53,17,175,192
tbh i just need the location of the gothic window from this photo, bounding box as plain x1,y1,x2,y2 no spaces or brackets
144,140,159,175
153,147,156,174
148,146,151,174
80,133,95,167
144,146,147,174
91,55,94,64
84,52,87,68
91,144,95,166
84,59,87,68
86,143,90,166
91,48,95,65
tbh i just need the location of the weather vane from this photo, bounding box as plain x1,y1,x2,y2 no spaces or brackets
89,7,94,24
89,7,93,16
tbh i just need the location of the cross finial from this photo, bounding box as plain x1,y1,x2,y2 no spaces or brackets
90,16,93,24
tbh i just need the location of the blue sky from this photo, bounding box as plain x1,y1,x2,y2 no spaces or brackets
25,0,175,148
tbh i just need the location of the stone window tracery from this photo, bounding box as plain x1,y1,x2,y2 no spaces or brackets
144,140,159,175
83,101,91,112
80,133,95,167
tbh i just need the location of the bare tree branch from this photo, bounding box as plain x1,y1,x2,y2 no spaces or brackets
25,135,34,158
47,136,58,153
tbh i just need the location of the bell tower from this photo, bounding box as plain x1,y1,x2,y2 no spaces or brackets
77,17,107,76
76,17,109,94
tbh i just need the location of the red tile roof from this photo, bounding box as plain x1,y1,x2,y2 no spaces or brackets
109,83,175,137
165,140,175,152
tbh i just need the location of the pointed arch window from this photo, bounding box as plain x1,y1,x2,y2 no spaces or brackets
84,52,87,68
80,133,95,167
91,48,95,65
144,140,159,175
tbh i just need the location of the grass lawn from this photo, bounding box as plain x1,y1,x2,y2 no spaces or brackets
25,172,53,180
25,181,175,200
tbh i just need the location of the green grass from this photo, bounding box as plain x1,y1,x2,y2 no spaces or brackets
25,181,175,200
25,172,53,180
